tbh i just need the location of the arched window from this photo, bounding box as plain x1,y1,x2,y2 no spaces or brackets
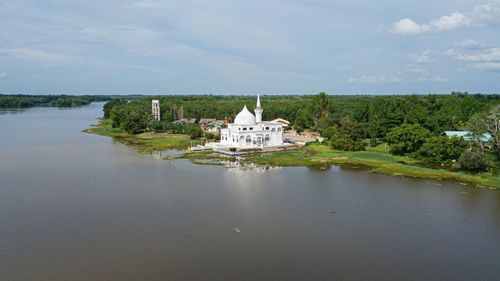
265,134,270,142
246,135,252,144
271,128,276,132
277,127,282,132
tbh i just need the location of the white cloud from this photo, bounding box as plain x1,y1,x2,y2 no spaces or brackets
348,75,401,84
409,49,433,64
0,48,81,66
454,39,488,49
75,25,161,45
417,76,449,82
391,1,500,35
471,1,500,25
470,62,500,71
405,66,427,74
404,49,433,76
446,46,500,71
130,0,169,9
127,43,210,59
453,48,500,62
392,13,471,35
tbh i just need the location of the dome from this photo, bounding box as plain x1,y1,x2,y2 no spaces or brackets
234,105,256,125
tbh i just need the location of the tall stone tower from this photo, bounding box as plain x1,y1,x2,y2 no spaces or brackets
254,94,263,123
152,100,160,121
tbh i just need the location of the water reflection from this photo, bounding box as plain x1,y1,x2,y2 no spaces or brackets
150,150,185,160
0,108,27,115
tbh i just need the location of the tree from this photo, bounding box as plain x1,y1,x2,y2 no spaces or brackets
122,108,151,134
314,113,334,132
386,123,431,155
486,105,500,159
466,114,488,154
294,108,313,132
321,126,339,139
110,106,129,128
458,149,487,172
417,136,467,164
330,132,366,151
150,120,168,132
311,92,333,131
184,124,203,139
205,133,217,140
103,99,127,118
330,118,366,151
339,117,366,141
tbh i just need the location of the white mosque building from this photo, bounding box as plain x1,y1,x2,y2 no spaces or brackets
220,95,283,149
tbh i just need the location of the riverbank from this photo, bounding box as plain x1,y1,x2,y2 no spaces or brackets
84,121,499,189
245,143,500,189
83,119,193,153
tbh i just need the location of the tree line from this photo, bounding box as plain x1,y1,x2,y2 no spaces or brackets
0,95,112,108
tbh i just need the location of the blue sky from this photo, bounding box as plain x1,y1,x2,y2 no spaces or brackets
0,0,499,95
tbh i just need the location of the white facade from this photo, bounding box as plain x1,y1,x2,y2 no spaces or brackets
220,95,283,149
152,100,160,121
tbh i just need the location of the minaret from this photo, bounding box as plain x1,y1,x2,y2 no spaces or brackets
152,100,160,121
254,94,263,123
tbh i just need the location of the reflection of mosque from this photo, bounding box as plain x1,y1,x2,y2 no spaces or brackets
224,158,282,172
151,151,162,160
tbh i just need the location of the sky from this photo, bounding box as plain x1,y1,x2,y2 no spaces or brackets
0,0,499,95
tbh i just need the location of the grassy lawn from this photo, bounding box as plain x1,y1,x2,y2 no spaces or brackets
246,143,500,189
83,119,193,153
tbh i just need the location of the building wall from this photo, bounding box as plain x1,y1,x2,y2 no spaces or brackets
220,123,283,148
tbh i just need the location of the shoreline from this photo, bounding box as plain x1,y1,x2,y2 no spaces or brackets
84,121,500,189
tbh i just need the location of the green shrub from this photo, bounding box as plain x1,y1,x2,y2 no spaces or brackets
458,149,487,172
184,124,203,139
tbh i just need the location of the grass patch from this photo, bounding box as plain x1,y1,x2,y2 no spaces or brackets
190,159,226,166
84,119,193,153
246,143,500,189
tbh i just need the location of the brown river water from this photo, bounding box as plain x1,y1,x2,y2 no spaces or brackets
1,103,499,281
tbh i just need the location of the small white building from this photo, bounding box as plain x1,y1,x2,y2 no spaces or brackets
220,95,283,149
270,118,290,127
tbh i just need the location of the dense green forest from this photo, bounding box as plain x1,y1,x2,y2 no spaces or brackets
104,92,498,135
0,94,112,108
102,92,499,173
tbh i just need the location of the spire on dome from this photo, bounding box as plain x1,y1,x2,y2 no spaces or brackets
256,94,261,108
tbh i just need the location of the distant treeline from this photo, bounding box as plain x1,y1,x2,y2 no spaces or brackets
0,95,113,108
103,92,499,136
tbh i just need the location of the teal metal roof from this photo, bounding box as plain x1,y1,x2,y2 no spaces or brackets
443,131,492,142
207,122,224,127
